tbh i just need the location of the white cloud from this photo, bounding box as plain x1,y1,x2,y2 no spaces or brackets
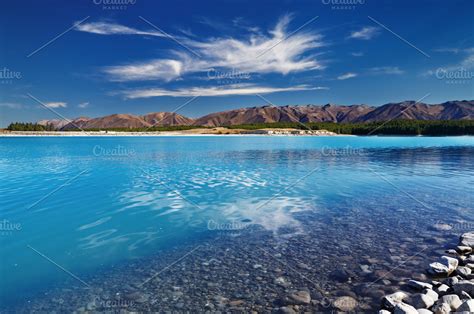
184,15,324,75
424,48,474,76
351,52,364,57
120,84,327,99
78,102,89,108
75,21,165,37
370,66,404,75
104,59,184,82
85,15,325,82
232,16,261,33
459,51,474,69
335,67,402,79
434,48,462,54
349,26,380,40
0,102,24,109
196,16,231,32
337,72,357,80
45,102,67,108
177,28,196,38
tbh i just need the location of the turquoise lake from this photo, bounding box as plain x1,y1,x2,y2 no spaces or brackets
0,136,473,311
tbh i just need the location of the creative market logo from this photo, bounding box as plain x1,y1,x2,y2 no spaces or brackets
93,0,137,10
0,67,22,84
321,0,366,10
0,219,22,236
435,67,474,85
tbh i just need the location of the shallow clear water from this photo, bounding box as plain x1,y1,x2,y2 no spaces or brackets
0,136,473,311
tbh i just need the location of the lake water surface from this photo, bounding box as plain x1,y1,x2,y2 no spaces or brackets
1,136,473,312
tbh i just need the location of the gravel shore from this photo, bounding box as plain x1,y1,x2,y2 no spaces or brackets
380,231,474,314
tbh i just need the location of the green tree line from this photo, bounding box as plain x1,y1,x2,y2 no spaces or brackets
229,120,474,135
6,122,55,131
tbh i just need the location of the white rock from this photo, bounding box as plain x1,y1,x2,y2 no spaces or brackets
288,291,310,305
360,264,372,273
429,256,459,276
383,291,408,310
412,293,435,308
379,310,391,314
333,296,357,312
432,223,453,231
423,289,439,302
277,306,296,314
409,280,433,290
460,232,474,248
394,302,418,314
431,302,451,314
416,309,433,314
446,249,458,255
440,294,462,310
446,276,459,286
436,284,450,295
456,245,472,254
429,262,450,275
457,266,472,277
457,299,474,312
453,280,474,295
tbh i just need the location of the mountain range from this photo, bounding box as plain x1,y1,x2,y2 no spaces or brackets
37,100,474,130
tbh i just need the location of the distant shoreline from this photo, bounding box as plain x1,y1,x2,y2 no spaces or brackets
1,131,473,137
0,130,341,137
6,119,474,136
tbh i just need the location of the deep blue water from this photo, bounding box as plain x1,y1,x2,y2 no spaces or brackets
0,136,473,309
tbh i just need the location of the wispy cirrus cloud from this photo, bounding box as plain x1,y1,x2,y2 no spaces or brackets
459,52,474,69
104,59,185,82
337,72,357,80
232,16,261,33
424,47,474,76
433,48,462,54
440,47,474,70
370,66,404,75
0,102,24,109
75,21,165,37
78,15,325,82
351,52,364,57
120,84,327,99
335,67,403,80
433,47,474,55
45,102,67,108
349,26,380,40
78,102,89,108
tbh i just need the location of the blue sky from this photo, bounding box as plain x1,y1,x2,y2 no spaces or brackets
1,0,473,126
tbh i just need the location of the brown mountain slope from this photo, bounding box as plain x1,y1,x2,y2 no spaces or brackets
354,102,440,122
61,117,92,130
142,112,195,126
194,104,377,126
65,114,150,130
38,100,473,130
354,100,474,122
193,106,298,127
438,100,474,120
37,119,70,129
195,105,343,126
296,104,374,123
